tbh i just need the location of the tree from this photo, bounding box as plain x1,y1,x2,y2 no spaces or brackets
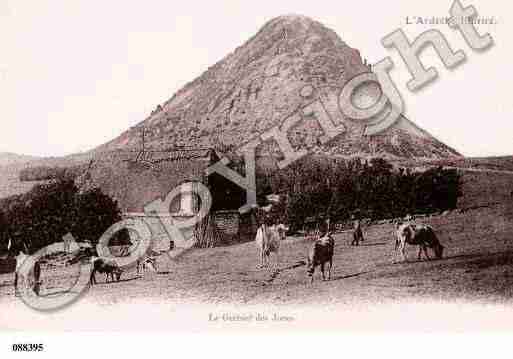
72,187,129,246
0,210,9,254
256,157,462,228
0,179,127,253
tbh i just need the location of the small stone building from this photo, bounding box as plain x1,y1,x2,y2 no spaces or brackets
77,148,254,249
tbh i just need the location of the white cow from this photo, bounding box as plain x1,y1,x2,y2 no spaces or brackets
255,223,288,270
137,256,158,275
14,250,41,296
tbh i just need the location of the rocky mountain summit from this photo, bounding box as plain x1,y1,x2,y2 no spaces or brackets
97,14,461,163
0,15,464,201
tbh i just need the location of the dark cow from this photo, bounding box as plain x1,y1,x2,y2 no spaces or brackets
90,257,123,285
306,233,335,283
351,219,364,246
395,223,444,262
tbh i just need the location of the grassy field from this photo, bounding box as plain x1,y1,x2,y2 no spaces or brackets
1,204,512,307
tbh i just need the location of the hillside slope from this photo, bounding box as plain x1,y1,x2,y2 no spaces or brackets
0,152,40,167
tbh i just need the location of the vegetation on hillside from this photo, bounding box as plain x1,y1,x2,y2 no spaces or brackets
1,155,463,252
257,157,462,231
19,165,84,182
0,179,129,255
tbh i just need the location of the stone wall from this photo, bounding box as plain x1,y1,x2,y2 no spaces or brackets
213,210,257,245
213,210,240,244
123,210,257,250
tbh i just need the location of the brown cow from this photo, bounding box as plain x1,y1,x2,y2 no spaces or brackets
306,233,335,283
395,223,444,262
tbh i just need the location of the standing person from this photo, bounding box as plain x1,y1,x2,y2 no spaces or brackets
351,216,364,246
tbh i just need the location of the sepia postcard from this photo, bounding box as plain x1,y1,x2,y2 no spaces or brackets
0,0,512,356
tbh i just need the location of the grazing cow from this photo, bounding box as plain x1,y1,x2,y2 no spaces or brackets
137,256,158,275
306,233,335,283
395,223,444,262
14,250,42,296
89,257,123,285
255,223,288,269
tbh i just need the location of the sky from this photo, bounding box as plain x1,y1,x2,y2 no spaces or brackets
0,0,511,157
